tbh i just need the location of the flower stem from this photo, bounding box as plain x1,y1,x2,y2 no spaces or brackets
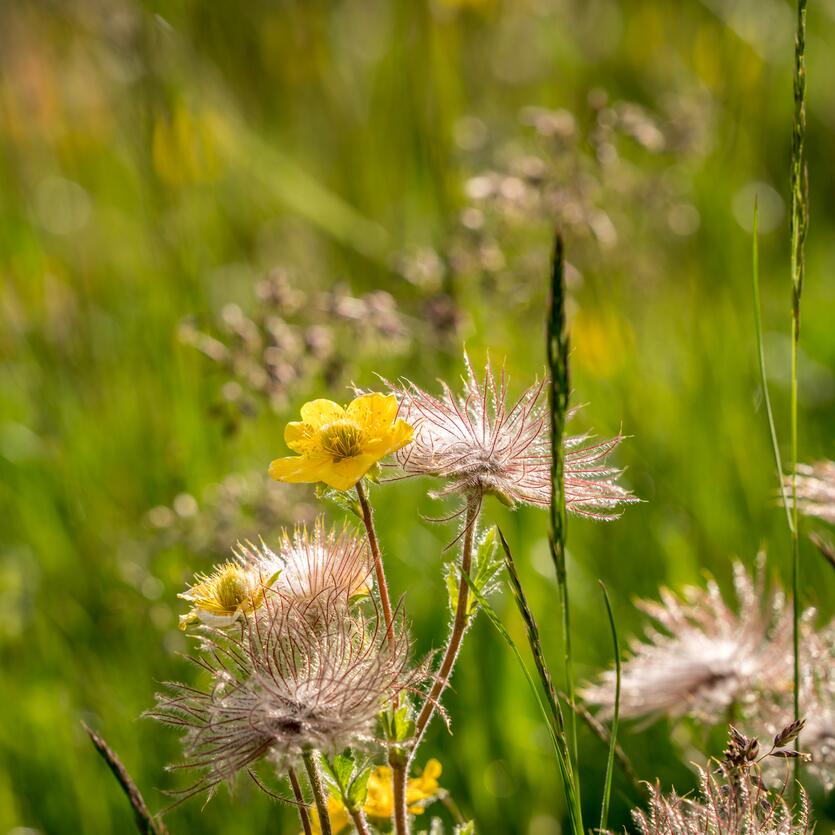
412,496,480,746
356,479,396,647
354,480,406,833
289,766,313,835
349,807,373,835
303,751,332,835
392,757,410,835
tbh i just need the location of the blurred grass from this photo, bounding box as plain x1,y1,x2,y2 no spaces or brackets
1,1,834,833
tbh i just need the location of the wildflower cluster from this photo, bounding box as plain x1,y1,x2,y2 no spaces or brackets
144,353,636,834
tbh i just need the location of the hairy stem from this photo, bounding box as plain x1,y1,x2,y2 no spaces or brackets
392,758,410,835
349,807,373,835
289,767,313,835
412,496,480,746
303,751,332,835
354,480,405,832
356,479,396,648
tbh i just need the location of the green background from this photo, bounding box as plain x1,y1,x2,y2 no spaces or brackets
1,1,833,833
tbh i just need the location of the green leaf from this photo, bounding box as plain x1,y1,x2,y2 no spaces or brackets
447,527,502,619
315,484,362,518
319,750,355,795
332,750,355,790
379,702,415,743
346,764,372,809
454,822,476,835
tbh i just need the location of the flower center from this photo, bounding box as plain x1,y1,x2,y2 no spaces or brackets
214,566,250,610
319,419,364,460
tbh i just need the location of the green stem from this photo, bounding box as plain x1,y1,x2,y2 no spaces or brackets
289,766,313,835
751,202,793,532
547,235,580,790
598,581,621,833
303,751,332,835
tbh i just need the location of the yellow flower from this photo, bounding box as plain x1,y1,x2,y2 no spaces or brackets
178,561,277,631
269,393,413,491
309,760,443,835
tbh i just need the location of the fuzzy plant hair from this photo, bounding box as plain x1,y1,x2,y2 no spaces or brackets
389,352,637,517
236,518,373,606
149,591,422,803
582,559,794,722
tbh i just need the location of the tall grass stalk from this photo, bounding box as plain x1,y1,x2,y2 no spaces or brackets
499,529,584,835
751,202,793,532
597,581,621,833
789,0,808,746
547,234,578,772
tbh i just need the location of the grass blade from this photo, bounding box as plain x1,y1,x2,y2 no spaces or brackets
461,570,581,835
751,201,793,532
597,581,621,833
498,528,584,835
83,722,170,835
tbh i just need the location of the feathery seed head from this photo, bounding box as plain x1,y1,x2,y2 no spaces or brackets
582,559,793,721
390,352,637,516
237,519,372,606
151,593,423,802
789,460,835,524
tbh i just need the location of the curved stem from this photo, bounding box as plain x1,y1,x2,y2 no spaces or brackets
303,751,332,835
412,496,479,746
349,807,373,835
356,480,395,647
289,766,313,835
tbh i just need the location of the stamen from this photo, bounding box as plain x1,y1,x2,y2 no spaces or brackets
319,419,364,460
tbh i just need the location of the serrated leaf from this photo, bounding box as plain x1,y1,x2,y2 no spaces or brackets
454,822,476,835
332,751,356,789
316,485,363,518
379,702,415,743
346,764,372,809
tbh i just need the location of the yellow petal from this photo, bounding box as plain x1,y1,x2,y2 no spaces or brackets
422,759,443,780
284,421,316,454
346,392,398,433
364,418,414,457
300,399,345,429
319,454,378,490
269,454,332,484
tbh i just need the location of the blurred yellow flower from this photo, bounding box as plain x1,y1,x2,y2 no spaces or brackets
269,393,413,491
178,561,276,631
309,759,443,835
